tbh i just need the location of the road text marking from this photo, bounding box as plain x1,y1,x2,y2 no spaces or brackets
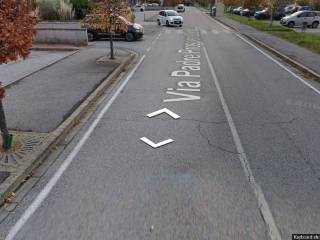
147,108,180,119
140,137,174,148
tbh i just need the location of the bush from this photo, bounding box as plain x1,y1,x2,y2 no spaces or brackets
36,0,74,20
70,0,90,19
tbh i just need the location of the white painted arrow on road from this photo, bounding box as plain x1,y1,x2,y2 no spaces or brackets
140,137,174,148
147,108,180,119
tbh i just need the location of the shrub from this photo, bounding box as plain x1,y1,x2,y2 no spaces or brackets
70,0,90,19
36,0,74,20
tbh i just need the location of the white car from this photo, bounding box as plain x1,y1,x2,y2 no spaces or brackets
157,10,184,27
176,4,185,13
280,10,320,28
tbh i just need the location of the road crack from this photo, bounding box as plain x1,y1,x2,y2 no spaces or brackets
196,122,238,155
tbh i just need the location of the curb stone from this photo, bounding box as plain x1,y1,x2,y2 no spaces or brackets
0,49,137,205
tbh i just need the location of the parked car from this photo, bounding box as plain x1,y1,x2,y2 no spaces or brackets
240,8,250,17
81,15,144,42
280,10,320,28
298,6,314,12
176,4,185,13
285,5,314,15
284,4,297,15
240,8,256,17
254,8,284,20
140,4,145,11
157,10,183,27
226,6,235,13
233,7,243,15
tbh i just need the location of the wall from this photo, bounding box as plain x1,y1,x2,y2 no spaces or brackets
34,21,88,46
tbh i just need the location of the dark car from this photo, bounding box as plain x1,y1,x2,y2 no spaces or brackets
254,9,284,20
285,5,314,15
240,8,256,17
233,7,243,15
240,8,251,17
81,15,144,42
226,6,235,13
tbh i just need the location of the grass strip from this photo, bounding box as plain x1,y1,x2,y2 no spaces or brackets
225,13,320,54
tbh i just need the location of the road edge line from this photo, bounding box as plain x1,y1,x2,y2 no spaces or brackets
5,54,146,240
234,33,320,95
212,16,320,82
203,45,282,240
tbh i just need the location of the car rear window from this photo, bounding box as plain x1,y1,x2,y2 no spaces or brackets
167,11,178,16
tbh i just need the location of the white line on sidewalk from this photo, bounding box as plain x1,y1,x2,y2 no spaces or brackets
234,33,320,95
203,45,282,240
5,54,147,240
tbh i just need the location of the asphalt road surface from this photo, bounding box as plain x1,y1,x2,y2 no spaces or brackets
1,7,320,240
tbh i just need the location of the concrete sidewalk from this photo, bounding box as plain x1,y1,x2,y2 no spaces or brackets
0,50,77,87
216,16,320,75
5,47,122,133
0,46,135,206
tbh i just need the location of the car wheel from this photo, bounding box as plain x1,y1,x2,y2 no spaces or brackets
288,21,295,28
166,20,170,27
87,32,94,41
125,32,135,42
312,21,319,29
157,19,161,26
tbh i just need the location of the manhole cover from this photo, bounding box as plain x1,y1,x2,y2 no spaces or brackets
0,171,10,184
0,133,47,167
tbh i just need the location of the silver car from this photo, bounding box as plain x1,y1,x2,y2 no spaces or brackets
280,10,320,28
157,10,184,27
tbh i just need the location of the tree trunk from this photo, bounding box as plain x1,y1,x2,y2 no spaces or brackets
269,7,274,30
0,100,10,150
110,32,114,59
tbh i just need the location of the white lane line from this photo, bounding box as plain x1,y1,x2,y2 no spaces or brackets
152,35,160,44
200,29,208,35
211,18,232,31
205,15,320,95
177,29,184,34
235,33,320,95
146,47,152,52
5,55,147,240
203,45,282,240
211,29,219,35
